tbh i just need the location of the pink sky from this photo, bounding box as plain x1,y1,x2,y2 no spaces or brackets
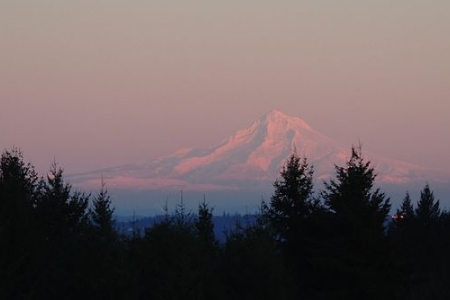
1,1,449,174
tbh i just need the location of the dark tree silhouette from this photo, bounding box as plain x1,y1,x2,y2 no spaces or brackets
398,192,414,218
267,152,315,242
90,179,116,243
415,183,440,225
35,162,90,242
265,151,332,298
0,148,38,207
196,197,216,248
85,179,127,300
0,149,40,299
392,192,415,231
33,162,91,300
323,146,391,235
321,146,395,299
398,185,450,299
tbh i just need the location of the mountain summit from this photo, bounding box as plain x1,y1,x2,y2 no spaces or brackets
72,111,444,191
259,110,312,130
162,110,343,183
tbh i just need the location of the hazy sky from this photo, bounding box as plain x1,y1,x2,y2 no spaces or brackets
1,0,449,174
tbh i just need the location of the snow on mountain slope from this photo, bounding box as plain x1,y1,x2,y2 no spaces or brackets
154,110,344,181
71,110,447,191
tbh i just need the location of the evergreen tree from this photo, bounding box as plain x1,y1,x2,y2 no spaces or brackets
267,152,315,243
174,191,192,229
323,146,391,235
36,162,89,242
196,197,216,247
321,146,394,299
265,151,324,298
388,192,417,294
397,192,414,218
415,183,440,225
0,149,40,299
90,179,116,243
392,192,415,230
405,185,447,298
87,180,127,300
34,162,91,300
195,198,221,299
0,148,38,209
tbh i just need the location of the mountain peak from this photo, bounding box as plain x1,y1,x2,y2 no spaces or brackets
264,110,288,119
260,110,312,130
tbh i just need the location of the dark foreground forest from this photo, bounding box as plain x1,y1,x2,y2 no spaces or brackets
1,147,450,300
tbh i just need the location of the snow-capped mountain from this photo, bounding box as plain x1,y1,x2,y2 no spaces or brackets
71,110,446,192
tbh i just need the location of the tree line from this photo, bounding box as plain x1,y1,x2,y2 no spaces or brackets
1,147,449,299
